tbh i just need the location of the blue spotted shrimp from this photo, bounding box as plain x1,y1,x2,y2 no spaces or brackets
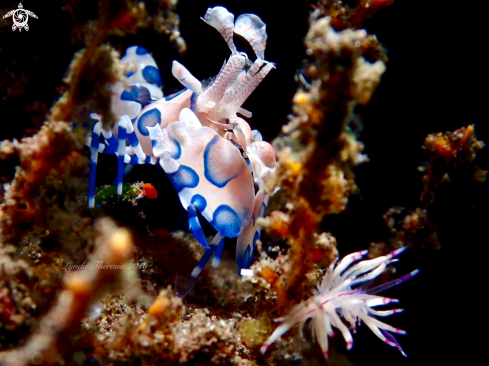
86,7,276,292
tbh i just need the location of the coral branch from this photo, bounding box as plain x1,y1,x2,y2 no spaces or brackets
370,125,486,256
51,44,125,129
312,0,395,30
0,121,87,246
420,125,486,208
0,218,134,366
269,16,385,309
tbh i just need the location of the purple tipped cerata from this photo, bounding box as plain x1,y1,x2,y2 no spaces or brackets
261,248,418,358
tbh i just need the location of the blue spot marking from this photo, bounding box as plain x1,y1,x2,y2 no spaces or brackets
190,91,198,112
151,139,157,148
167,165,199,193
211,205,241,238
127,131,139,148
191,194,207,212
88,162,96,181
258,202,267,218
125,70,135,78
89,160,97,200
129,155,138,164
164,88,187,101
90,127,101,148
137,108,161,136
188,205,198,219
118,126,127,141
171,138,182,160
245,157,253,173
117,154,124,188
187,205,209,249
135,46,149,55
239,245,252,270
203,136,240,188
142,65,162,87
144,156,151,163
104,135,117,154
90,136,100,149
214,236,225,264
121,85,152,107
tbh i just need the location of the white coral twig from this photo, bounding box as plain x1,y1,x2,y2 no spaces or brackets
261,248,418,358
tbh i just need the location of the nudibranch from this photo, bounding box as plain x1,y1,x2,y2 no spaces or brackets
85,6,277,294
261,248,418,358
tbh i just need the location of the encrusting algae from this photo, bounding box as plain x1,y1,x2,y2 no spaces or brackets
0,0,486,365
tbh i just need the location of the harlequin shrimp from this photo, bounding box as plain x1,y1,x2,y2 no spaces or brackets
86,7,276,295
